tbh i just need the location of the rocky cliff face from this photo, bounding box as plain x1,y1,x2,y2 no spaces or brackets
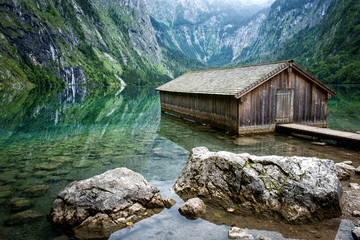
144,0,268,66
146,0,360,84
1,0,358,89
0,0,202,90
239,0,333,61
237,0,360,84
146,0,337,66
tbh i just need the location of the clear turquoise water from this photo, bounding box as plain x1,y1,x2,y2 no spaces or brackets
0,85,359,240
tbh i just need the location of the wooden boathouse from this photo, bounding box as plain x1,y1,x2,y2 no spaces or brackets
156,60,336,134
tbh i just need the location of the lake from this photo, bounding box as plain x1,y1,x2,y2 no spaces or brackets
0,85,359,240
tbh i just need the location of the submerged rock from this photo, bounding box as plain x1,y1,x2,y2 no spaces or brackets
36,162,62,170
4,210,42,226
174,147,342,224
233,137,259,146
9,197,33,212
47,168,164,239
24,184,49,197
178,197,206,220
0,190,12,198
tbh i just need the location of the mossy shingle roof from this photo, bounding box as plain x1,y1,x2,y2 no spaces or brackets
156,60,335,98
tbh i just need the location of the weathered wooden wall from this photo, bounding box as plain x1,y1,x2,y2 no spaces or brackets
159,68,329,135
292,71,328,126
159,92,238,133
237,69,328,134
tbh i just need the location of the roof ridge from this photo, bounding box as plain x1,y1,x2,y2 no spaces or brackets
186,59,293,75
235,62,290,98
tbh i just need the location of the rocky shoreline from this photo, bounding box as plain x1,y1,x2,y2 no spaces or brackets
46,148,360,239
47,168,167,239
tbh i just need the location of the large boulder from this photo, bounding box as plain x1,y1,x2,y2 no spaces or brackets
174,147,342,224
47,168,164,239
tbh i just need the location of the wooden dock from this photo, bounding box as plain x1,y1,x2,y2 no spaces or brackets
276,123,360,147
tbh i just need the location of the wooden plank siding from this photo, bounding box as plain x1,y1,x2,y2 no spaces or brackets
236,69,328,134
160,92,238,133
157,61,333,135
291,70,328,127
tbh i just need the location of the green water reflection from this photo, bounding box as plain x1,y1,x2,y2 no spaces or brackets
327,85,360,132
0,84,359,240
0,86,173,239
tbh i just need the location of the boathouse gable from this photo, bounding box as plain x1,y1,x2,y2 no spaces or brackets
156,60,335,134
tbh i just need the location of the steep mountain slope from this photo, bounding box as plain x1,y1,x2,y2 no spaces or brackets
236,0,360,83
239,0,333,60
279,0,360,84
0,0,203,90
1,0,358,90
147,0,359,84
144,0,269,66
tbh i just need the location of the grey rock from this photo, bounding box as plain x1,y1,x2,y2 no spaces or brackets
335,220,356,240
47,168,164,239
174,147,342,224
356,166,360,175
178,198,206,220
163,197,176,208
4,210,42,226
343,161,353,165
336,163,356,180
9,197,33,212
352,227,360,240
228,227,254,239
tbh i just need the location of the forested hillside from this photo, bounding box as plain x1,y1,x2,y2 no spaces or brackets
232,0,360,84
285,0,360,84
0,0,359,90
0,0,204,90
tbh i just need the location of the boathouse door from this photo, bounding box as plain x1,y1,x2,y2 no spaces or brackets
275,89,294,123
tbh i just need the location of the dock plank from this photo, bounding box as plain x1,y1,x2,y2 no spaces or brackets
277,123,360,145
